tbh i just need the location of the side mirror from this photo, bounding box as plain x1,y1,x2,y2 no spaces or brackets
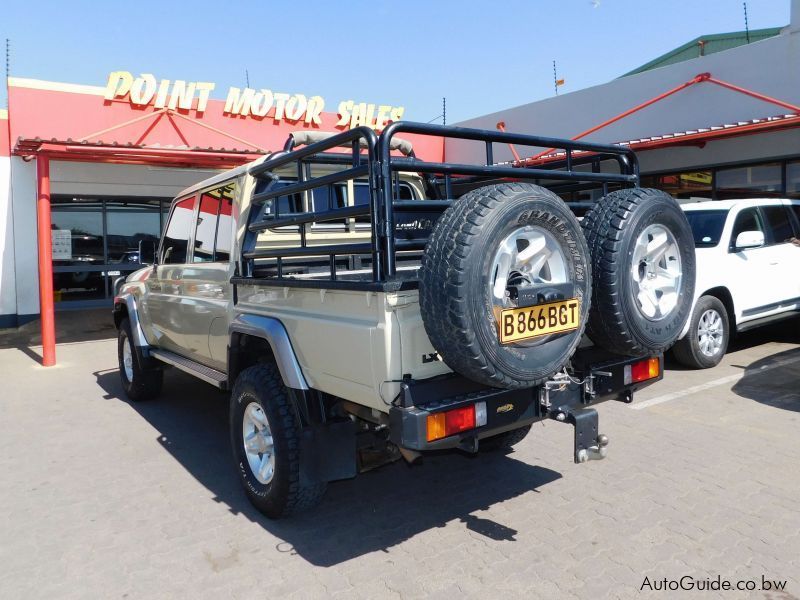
138,240,158,265
734,230,765,250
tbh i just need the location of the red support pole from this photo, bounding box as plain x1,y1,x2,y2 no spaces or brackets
36,154,56,366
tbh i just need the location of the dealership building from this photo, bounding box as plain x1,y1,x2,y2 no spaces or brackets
1,0,799,336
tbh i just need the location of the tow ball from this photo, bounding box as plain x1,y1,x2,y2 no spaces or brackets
551,407,609,463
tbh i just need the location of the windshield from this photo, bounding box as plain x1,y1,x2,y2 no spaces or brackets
684,209,729,248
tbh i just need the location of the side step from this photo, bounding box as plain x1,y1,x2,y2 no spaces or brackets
149,348,228,389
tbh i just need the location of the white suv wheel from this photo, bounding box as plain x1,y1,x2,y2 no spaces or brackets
697,309,724,357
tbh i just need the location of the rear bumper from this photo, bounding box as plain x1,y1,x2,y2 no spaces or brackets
389,351,663,456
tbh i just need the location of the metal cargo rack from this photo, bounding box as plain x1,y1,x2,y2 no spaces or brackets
232,122,639,292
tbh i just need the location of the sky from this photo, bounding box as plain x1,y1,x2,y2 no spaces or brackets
0,0,792,123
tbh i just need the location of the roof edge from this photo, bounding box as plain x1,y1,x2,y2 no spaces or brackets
622,27,783,77
7,77,106,96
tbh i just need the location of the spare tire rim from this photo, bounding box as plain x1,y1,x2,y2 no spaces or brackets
698,308,724,357
631,224,682,321
490,225,569,308
242,401,276,485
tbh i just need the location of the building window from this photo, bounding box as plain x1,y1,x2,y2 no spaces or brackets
51,195,169,305
787,161,800,198
716,162,782,199
641,171,713,199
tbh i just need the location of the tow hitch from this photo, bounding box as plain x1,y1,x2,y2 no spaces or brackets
551,406,608,463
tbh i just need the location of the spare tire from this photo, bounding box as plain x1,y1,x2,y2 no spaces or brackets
582,188,695,356
419,183,591,389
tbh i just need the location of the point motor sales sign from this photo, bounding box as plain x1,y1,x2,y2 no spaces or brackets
104,71,405,130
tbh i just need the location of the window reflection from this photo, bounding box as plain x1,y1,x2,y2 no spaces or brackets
716,163,782,199
50,196,168,303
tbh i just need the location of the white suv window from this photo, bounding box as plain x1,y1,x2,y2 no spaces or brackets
760,205,795,245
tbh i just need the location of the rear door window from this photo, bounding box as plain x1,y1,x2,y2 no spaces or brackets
761,205,795,245
192,182,236,262
215,187,234,262
790,203,800,236
193,193,220,262
162,195,196,264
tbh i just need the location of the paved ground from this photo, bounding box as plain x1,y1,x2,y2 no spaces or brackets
1,313,799,599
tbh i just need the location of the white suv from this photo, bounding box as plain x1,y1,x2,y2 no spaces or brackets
672,198,800,368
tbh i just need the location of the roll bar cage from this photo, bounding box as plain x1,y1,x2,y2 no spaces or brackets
235,122,639,291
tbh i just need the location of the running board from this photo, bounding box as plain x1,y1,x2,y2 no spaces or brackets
149,349,228,389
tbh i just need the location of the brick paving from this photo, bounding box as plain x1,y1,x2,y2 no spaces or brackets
1,320,799,599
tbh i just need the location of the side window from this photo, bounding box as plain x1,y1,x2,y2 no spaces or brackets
215,189,234,262
353,181,415,223
791,204,800,236
761,206,795,245
193,193,220,262
193,182,236,263
161,195,196,264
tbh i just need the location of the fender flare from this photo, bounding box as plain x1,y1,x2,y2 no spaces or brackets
228,314,309,390
113,293,150,351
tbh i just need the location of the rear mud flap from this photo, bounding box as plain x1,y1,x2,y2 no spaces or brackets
300,419,357,485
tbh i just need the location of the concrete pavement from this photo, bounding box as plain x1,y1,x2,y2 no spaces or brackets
1,317,799,599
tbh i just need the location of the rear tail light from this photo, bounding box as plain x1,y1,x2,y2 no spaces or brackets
426,401,487,442
624,357,660,384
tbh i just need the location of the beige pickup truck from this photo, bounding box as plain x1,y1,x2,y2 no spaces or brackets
114,123,693,518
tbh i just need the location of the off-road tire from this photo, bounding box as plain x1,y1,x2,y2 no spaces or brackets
420,182,591,389
117,317,163,401
230,363,326,518
480,425,532,452
582,188,695,356
672,295,730,369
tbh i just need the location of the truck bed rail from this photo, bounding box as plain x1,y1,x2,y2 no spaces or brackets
237,122,639,291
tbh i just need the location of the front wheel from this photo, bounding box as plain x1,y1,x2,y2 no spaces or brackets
672,296,729,369
229,362,326,518
118,317,163,401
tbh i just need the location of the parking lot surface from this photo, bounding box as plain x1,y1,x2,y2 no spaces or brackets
1,316,799,599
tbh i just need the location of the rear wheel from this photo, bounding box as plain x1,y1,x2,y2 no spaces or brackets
672,296,729,369
420,182,591,389
230,362,326,518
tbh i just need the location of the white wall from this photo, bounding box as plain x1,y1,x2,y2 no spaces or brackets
451,27,800,166
2,159,221,324
0,156,16,322
10,157,39,317
50,162,220,197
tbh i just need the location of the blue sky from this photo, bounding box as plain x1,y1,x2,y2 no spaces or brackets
1,0,791,123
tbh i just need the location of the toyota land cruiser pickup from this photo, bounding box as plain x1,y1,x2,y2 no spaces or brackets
114,123,695,517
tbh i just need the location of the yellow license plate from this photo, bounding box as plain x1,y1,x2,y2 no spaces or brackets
498,298,580,344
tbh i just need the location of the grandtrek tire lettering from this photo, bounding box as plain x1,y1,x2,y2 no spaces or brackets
419,182,591,389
